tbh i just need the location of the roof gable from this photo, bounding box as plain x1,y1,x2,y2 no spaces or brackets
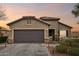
58,22,72,28
7,16,50,26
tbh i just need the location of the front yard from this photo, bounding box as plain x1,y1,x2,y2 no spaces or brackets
0,36,79,56
48,38,79,56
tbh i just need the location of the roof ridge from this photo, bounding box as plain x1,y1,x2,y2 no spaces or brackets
40,16,60,21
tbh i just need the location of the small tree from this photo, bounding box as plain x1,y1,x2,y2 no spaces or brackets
72,4,79,24
0,5,6,20
72,4,79,17
0,5,6,37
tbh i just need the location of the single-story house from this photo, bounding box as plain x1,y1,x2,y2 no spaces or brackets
7,16,72,43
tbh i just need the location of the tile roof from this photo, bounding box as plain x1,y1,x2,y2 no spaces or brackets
40,16,60,21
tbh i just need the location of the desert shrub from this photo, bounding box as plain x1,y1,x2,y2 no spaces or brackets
71,42,79,47
56,44,67,53
0,36,7,43
55,38,79,55
68,47,79,56
56,39,79,55
72,39,79,43
60,39,74,46
60,39,79,47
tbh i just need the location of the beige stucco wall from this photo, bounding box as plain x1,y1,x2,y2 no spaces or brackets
8,19,49,43
58,23,72,37
10,19,48,29
45,20,60,41
58,23,71,30
46,21,59,35
46,20,72,39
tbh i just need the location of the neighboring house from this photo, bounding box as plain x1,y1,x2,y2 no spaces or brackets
7,16,72,43
71,31,79,38
0,26,9,37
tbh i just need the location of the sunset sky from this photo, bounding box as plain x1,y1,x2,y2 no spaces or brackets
0,3,79,31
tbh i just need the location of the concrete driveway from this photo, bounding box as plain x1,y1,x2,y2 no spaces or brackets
0,43,50,56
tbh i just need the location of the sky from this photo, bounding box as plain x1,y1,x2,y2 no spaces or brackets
0,3,79,31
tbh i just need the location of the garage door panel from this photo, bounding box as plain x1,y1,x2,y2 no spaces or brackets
14,30,44,43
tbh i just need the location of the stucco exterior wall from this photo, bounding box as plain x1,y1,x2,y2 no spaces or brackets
10,19,48,29
46,20,72,40
8,19,49,43
58,23,72,37
58,23,71,30
46,21,59,35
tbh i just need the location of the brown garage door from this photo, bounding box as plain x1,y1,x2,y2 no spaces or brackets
14,30,44,43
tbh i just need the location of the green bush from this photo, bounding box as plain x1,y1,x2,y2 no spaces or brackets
71,42,79,47
0,36,7,43
68,47,79,56
56,44,67,53
60,39,74,46
57,39,79,55
60,39,79,46
72,39,79,43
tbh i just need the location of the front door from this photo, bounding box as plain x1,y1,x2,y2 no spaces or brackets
49,29,55,41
